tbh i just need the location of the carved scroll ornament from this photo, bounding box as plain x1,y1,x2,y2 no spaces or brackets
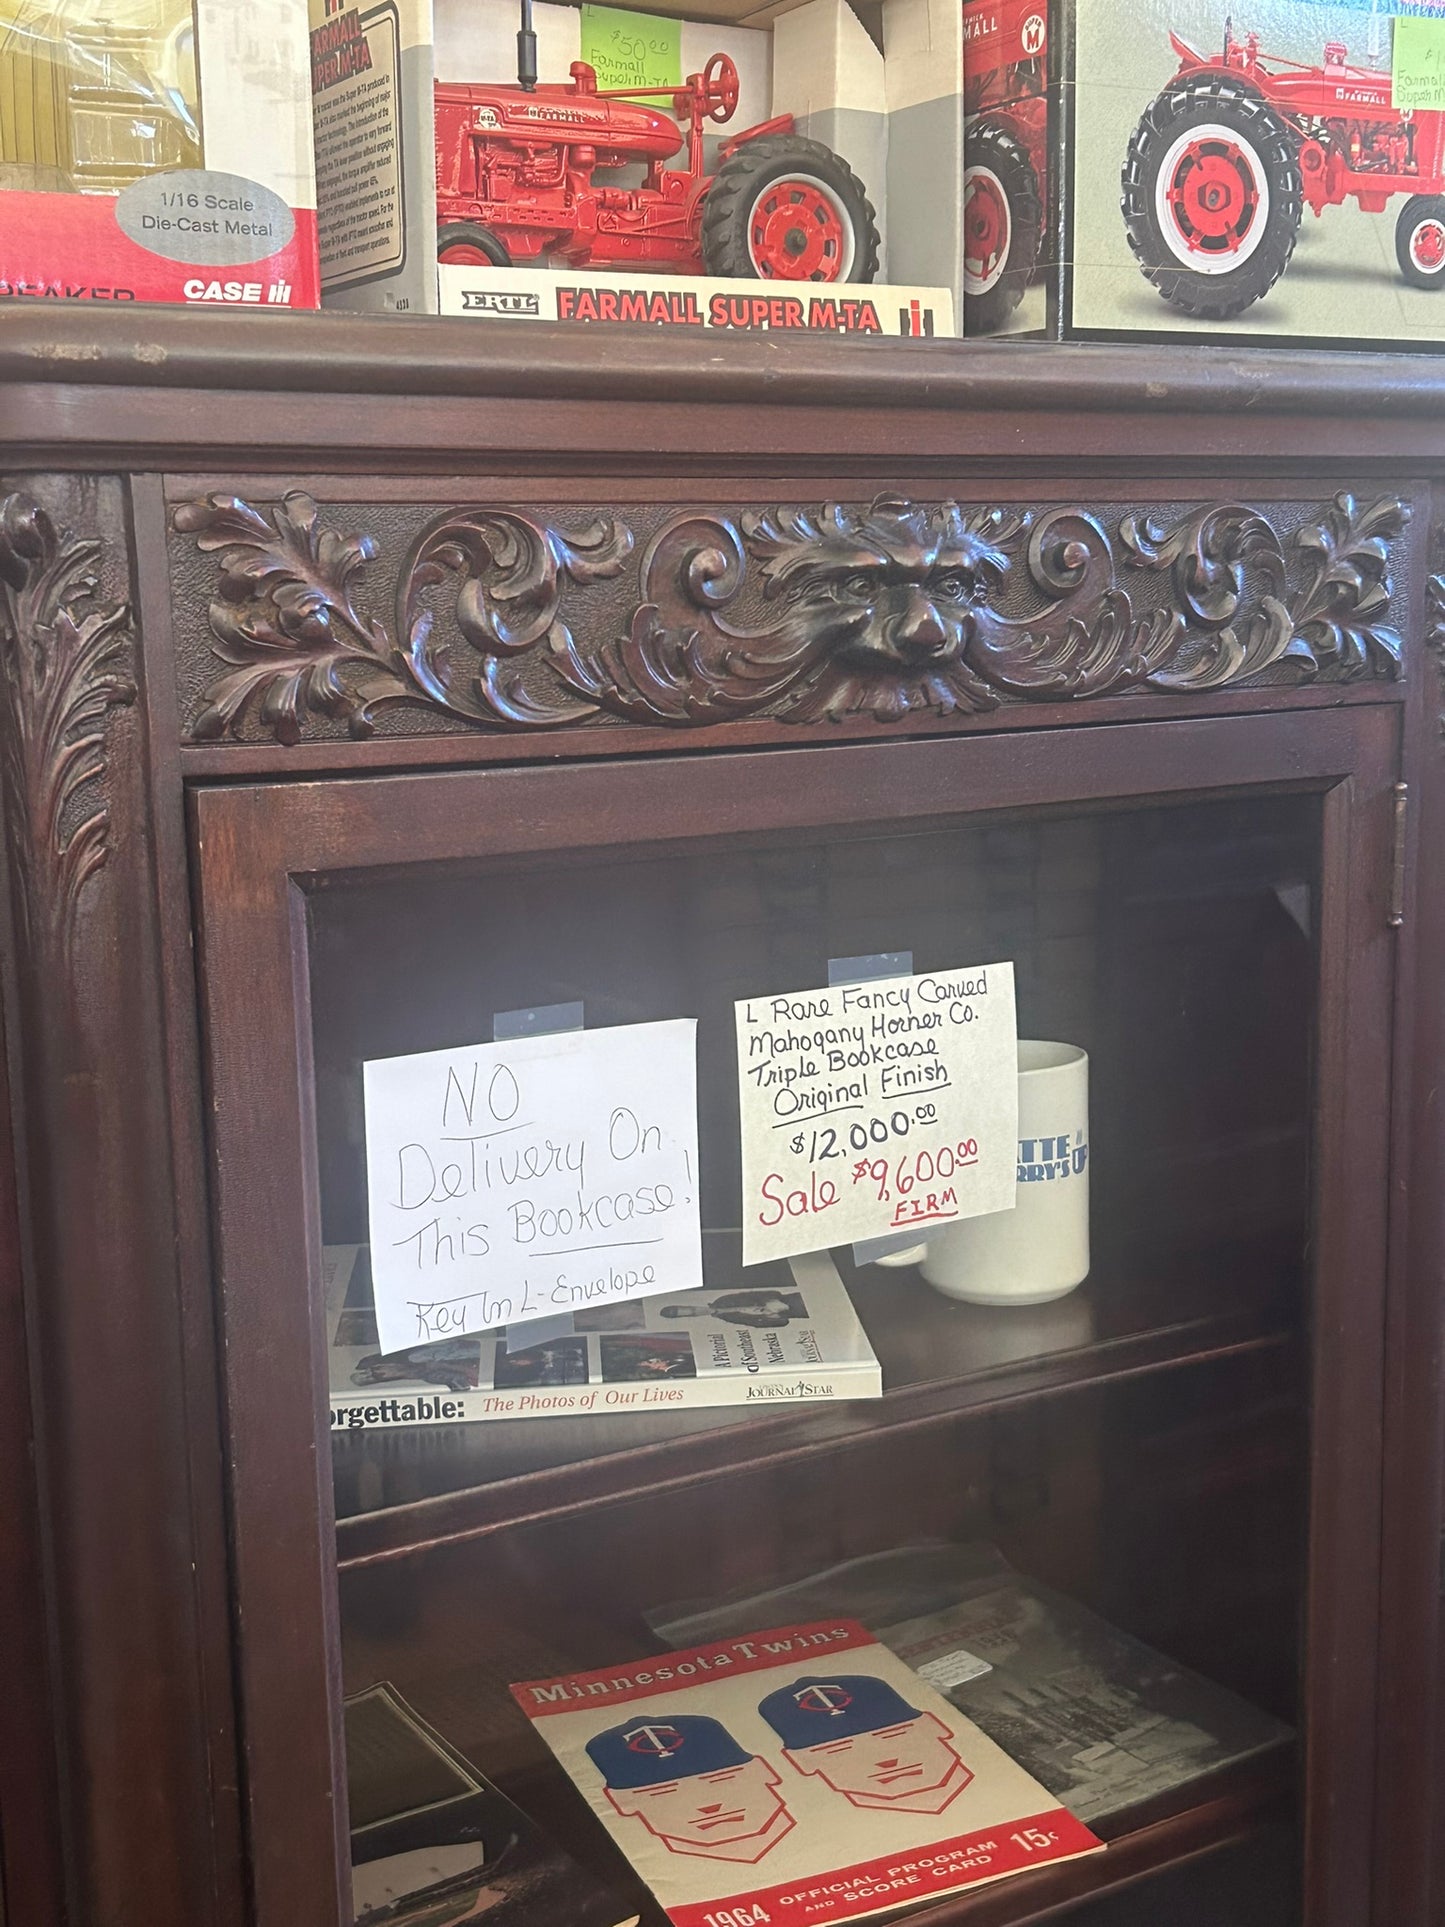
0,492,135,958
173,489,1408,744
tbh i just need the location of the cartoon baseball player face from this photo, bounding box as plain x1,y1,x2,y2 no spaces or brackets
586,1714,795,1863
758,1676,974,1814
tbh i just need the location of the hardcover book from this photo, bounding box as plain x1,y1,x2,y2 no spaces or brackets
325,1238,881,1431
346,1682,639,1926
510,1619,1100,1927
650,1542,1294,1826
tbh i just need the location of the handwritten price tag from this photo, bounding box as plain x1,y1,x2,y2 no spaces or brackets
364,1020,703,1352
736,965,1018,1265
1394,16,1445,111
579,3,681,103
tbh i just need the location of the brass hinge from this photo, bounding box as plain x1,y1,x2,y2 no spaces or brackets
1389,781,1409,928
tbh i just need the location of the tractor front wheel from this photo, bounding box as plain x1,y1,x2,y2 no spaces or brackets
437,222,512,267
963,120,1043,335
1121,77,1301,318
1396,195,1445,288
701,135,879,283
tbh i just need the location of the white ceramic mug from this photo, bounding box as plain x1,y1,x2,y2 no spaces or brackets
920,1040,1090,1307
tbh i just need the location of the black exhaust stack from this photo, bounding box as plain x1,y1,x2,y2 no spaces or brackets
518,0,538,91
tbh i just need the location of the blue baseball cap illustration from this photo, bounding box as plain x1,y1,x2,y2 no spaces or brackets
759,1673,970,1814
586,1713,754,1789
757,1675,924,1749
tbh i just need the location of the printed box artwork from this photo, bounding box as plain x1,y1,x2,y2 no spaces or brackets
963,0,1053,334
0,0,318,307
316,0,959,321
1070,0,1445,343
511,1619,1100,1927
882,0,966,306
309,0,437,312
432,0,887,283
438,262,952,332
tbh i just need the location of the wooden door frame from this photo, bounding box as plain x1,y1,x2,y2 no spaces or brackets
190,704,1401,1927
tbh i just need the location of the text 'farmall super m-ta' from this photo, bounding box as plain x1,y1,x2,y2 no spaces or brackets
434,0,880,283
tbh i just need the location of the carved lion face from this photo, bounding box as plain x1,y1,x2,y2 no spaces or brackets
742,496,1011,701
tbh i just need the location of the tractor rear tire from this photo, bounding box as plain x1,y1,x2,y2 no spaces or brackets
1396,195,1445,288
963,119,1043,335
437,222,512,267
1121,77,1301,319
701,135,879,284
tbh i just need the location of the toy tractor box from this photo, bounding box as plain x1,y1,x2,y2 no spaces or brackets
0,0,318,308
963,0,1054,334
313,0,954,328
309,0,437,312
1067,0,1445,344
438,259,954,330
881,0,965,309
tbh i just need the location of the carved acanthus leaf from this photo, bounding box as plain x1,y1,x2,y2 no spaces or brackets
175,493,635,738
176,490,1409,746
0,492,135,958
1120,493,1407,689
1288,492,1408,678
397,509,633,726
172,492,411,743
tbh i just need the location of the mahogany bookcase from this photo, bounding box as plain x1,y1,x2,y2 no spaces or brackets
0,311,1442,1927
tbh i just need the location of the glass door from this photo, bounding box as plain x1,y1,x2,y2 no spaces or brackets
191,706,1398,1927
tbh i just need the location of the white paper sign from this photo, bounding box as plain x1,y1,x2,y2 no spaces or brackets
736,964,1018,1264
363,1020,703,1352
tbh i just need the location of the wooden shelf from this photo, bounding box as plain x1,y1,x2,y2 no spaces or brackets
909,1755,1292,1925
526,1748,1294,1927
333,1241,1301,1568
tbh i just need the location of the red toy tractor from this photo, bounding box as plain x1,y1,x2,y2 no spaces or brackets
1124,18,1445,318
963,0,1049,332
434,50,880,282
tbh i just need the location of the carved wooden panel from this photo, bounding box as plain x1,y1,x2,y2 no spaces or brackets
169,490,1411,747
0,490,135,971
0,476,242,1926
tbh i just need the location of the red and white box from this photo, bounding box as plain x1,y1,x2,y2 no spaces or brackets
319,0,963,322
0,0,318,309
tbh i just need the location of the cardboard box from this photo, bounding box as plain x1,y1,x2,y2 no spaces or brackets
883,0,965,310
963,0,1053,335
318,0,948,316
439,259,952,330
310,0,437,312
0,0,318,308
1067,0,1445,345
772,0,889,276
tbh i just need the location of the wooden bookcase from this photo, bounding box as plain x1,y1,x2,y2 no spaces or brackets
0,311,1442,1927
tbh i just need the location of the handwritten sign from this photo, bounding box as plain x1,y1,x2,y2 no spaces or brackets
579,3,681,104
1394,16,1445,109
736,965,1018,1265
364,1020,702,1352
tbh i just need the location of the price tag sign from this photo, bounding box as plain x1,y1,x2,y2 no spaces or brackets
364,1019,703,1352
579,3,681,104
736,964,1019,1265
1394,16,1445,110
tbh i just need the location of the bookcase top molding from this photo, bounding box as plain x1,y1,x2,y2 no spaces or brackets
4,311,1445,469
